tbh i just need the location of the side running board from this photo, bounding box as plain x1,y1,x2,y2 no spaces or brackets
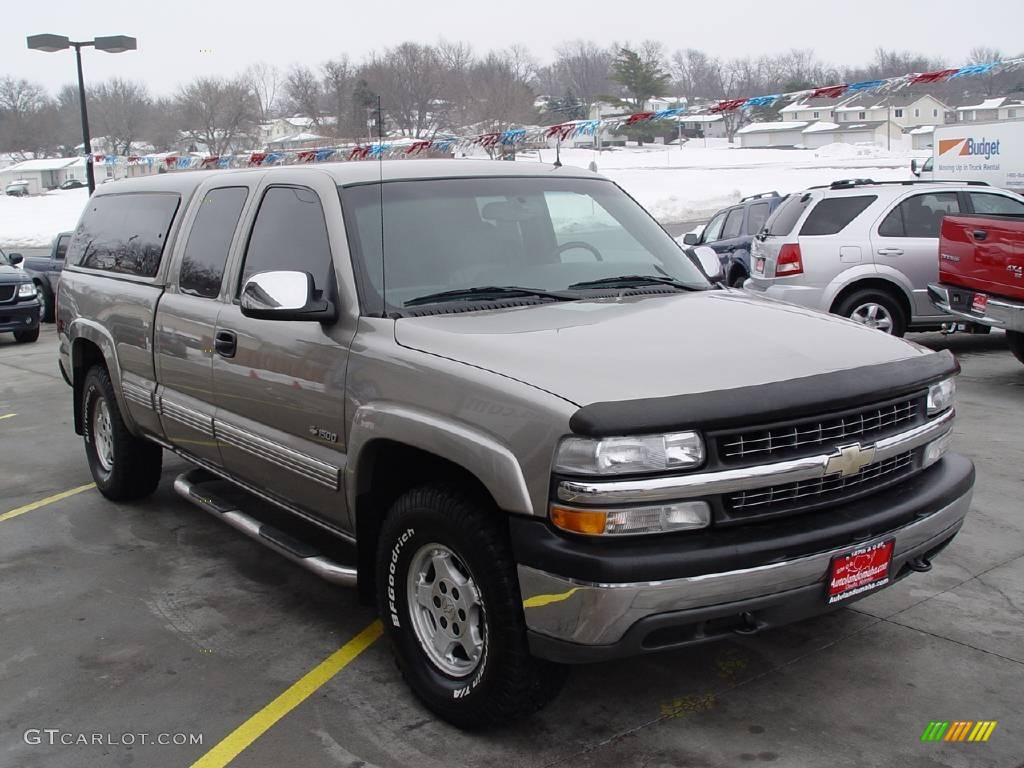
172,468,358,587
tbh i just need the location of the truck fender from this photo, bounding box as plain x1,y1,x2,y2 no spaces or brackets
823,265,914,313
346,403,534,517
68,318,139,435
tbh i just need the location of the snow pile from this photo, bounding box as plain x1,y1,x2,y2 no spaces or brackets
0,188,88,248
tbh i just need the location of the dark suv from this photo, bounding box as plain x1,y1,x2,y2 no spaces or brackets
684,192,786,287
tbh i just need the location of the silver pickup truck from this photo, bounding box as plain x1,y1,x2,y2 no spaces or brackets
58,160,974,728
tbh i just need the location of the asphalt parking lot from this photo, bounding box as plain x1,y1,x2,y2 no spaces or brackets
1,324,1022,768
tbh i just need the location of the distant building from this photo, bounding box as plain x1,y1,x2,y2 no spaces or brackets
956,96,1024,122
833,94,949,130
801,119,903,149
0,157,86,193
909,125,935,150
736,121,809,148
778,97,838,123
258,115,338,147
676,114,727,139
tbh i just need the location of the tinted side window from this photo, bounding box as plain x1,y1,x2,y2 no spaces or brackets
68,192,180,277
766,194,811,236
721,208,744,240
701,211,727,243
745,202,771,236
240,186,333,294
799,195,877,236
55,235,70,260
879,192,960,238
969,193,1024,215
179,187,248,299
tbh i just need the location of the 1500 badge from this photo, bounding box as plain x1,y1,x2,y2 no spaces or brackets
309,426,338,443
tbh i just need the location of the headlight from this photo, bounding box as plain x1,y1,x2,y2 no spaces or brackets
17,282,36,298
926,378,955,416
554,431,705,475
550,501,711,536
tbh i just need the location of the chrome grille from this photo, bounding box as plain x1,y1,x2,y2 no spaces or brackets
727,451,914,514
719,399,918,463
0,285,15,303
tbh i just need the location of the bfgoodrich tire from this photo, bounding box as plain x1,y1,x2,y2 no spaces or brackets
376,483,566,728
82,365,162,500
835,289,907,337
1008,331,1024,366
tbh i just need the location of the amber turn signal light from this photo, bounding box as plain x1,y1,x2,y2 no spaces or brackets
549,506,608,535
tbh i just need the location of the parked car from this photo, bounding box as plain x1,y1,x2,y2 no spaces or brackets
60,179,86,190
20,231,71,323
59,161,972,727
0,248,42,343
5,181,30,197
745,179,1024,336
929,212,1024,365
683,192,786,287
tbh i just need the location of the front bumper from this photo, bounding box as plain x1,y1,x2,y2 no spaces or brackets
0,298,41,333
516,453,973,663
928,282,1024,333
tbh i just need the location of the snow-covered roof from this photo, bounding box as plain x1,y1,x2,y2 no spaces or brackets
801,121,841,134
678,114,723,123
803,121,887,134
957,97,1011,111
909,125,935,135
779,103,833,114
737,121,809,134
268,132,331,144
4,157,79,172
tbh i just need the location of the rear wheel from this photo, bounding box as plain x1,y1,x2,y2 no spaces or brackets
835,289,907,337
13,328,39,343
1008,331,1024,366
376,483,565,728
729,269,748,288
82,365,162,500
35,282,54,323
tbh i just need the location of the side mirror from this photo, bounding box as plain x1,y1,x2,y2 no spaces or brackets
240,270,336,321
688,246,724,284
682,232,699,245
910,159,919,176
8,253,23,265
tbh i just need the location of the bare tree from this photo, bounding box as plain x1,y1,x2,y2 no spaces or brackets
436,40,475,131
363,43,442,137
176,76,258,155
245,62,282,122
283,65,323,124
322,57,354,138
90,78,152,155
553,40,613,110
468,49,538,137
0,77,57,156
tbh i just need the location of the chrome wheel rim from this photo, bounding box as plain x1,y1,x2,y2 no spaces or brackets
35,284,45,304
406,543,485,678
850,302,894,334
92,398,114,472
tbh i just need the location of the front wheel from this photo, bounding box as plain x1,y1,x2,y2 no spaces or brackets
1008,331,1024,366
835,289,907,337
376,483,565,728
82,365,162,500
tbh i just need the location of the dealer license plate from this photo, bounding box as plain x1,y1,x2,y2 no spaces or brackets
827,539,894,605
971,293,988,314
754,257,765,274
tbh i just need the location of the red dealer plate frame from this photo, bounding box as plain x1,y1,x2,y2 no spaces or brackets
827,539,894,605
971,293,989,314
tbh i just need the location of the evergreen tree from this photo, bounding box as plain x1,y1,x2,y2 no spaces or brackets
609,47,670,109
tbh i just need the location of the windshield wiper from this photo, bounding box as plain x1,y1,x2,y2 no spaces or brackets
404,285,575,308
567,274,699,291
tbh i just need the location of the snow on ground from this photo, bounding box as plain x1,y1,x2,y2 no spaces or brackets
0,188,89,248
0,140,923,246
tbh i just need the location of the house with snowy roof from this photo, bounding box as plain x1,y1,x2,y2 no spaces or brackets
833,93,950,130
778,97,839,123
956,96,1024,122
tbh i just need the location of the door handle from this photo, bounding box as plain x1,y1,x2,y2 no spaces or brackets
972,229,988,241
214,330,237,358
877,248,904,256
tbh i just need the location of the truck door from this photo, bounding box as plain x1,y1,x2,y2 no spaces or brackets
871,191,962,320
211,172,357,533
154,184,251,467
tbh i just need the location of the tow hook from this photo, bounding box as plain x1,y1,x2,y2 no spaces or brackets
940,322,958,335
906,557,932,573
732,611,766,636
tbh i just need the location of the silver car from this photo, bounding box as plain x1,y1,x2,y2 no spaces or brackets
745,179,1024,335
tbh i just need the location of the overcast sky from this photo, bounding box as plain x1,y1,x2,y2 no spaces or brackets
8,0,1024,95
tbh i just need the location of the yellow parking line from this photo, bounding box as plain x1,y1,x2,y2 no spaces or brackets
0,483,95,523
0,413,15,420
190,620,383,768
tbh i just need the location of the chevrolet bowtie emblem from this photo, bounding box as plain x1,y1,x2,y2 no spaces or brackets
825,442,876,477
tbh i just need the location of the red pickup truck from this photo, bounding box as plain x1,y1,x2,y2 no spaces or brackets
929,214,1024,365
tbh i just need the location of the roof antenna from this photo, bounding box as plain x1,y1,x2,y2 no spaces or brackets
377,94,387,319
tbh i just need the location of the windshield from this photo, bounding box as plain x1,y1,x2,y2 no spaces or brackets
0,248,8,266
340,176,708,314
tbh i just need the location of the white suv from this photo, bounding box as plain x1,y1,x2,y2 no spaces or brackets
745,179,1024,335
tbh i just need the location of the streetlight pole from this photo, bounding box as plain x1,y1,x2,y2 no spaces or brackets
27,33,137,196
73,43,96,194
